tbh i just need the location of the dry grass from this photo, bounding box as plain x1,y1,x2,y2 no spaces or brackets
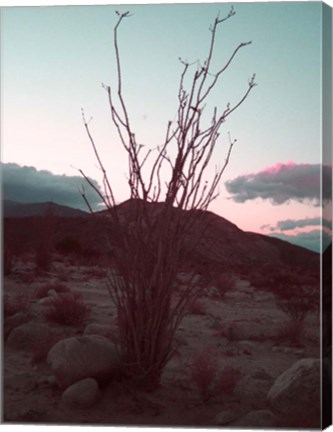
190,346,219,401
43,292,90,326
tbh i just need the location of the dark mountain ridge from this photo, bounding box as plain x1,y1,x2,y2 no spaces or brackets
3,199,319,272
3,199,88,218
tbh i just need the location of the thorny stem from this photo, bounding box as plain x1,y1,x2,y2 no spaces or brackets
80,7,256,388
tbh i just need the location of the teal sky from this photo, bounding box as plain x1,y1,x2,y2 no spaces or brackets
1,2,331,251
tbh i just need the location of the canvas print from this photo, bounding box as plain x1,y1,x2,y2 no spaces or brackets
1,1,332,428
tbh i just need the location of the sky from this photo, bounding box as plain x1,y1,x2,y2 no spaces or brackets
1,1,332,252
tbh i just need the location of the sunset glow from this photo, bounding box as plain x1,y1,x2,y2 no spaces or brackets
1,1,332,252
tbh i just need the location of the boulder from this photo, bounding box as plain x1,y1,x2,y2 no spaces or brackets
83,323,113,339
62,378,100,408
7,322,53,351
4,312,30,340
267,358,320,427
47,335,121,389
231,410,280,427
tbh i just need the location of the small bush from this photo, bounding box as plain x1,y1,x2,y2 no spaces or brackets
212,323,237,342
43,292,90,326
276,319,304,346
35,207,55,271
216,365,242,396
187,299,207,315
191,346,219,401
35,245,53,272
3,248,14,276
34,283,70,299
212,273,235,299
55,235,82,256
272,270,318,322
190,347,242,401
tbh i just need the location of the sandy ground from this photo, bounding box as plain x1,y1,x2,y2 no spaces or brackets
2,257,320,426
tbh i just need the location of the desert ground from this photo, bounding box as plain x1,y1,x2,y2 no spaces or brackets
3,253,320,427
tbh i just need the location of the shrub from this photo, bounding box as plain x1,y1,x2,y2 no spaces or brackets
212,322,237,342
216,365,242,396
276,319,305,346
35,207,55,271
187,298,207,315
190,347,242,401
3,248,14,276
43,292,90,326
212,272,235,299
55,235,82,256
190,346,219,401
79,8,256,390
272,270,318,322
34,283,70,299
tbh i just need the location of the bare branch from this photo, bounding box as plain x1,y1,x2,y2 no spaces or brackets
80,9,256,389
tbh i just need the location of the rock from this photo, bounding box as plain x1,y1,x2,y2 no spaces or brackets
7,322,53,351
251,369,273,381
37,375,57,388
267,358,320,427
254,292,273,302
293,349,305,356
236,341,256,355
47,335,121,389
237,377,272,408
38,297,53,306
4,312,30,340
47,289,58,297
215,409,239,425
231,410,280,427
62,378,100,408
83,323,113,339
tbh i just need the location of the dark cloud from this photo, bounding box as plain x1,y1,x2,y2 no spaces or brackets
1,162,104,211
225,162,332,205
270,217,332,232
270,230,331,253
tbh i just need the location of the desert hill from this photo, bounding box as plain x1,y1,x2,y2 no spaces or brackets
3,199,319,273
3,200,88,218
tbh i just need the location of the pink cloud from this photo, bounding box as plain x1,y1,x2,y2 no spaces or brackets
225,162,331,206
262,161,297,175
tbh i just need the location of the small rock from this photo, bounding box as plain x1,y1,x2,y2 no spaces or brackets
231,410,280,427
83,323,113,339
37,375,57,388
47,289,58,297
215,409,239,425
251,369,273,381
237,377,272,408
38,297,53,306
4,312,30,340
293,349,305,356
62,378,100,408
